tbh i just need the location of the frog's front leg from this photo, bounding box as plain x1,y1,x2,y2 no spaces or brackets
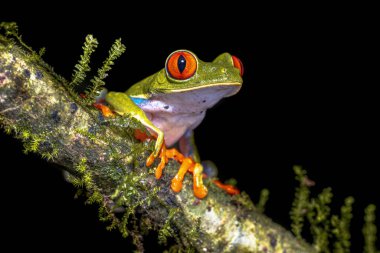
105,92,165,164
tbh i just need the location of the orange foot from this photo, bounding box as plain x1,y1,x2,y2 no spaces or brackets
93,103,115,117
148,147,208,199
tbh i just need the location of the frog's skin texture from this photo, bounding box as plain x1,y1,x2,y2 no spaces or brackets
102,50,243,198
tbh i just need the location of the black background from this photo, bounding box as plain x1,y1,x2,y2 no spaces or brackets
1,3,378,252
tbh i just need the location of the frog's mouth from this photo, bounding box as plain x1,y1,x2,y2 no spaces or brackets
168,82,242,97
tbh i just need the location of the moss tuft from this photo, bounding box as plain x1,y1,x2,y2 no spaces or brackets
85,38,126,103
158,208,179,245
363,204,379,253
69,34,99,89
290,165,311,239
256,188,270,213
307,187,333,252
331,197,354,253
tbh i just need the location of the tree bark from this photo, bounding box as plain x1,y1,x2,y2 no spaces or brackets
0,34,316,253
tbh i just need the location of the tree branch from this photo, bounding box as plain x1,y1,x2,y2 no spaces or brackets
0,34,315,253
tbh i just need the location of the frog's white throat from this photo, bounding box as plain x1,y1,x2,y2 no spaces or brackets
143,84,241,114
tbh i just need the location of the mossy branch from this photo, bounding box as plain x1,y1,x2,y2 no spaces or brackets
0,33,317,252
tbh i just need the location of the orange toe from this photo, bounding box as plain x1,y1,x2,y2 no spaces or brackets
155,144,167,179
146,153,155,167
192,163,208,199
213,180,240,195
171,158,193,192
194,184,208,199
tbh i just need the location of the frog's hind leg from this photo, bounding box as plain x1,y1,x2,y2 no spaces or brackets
178,130,200,162
201,160,218,178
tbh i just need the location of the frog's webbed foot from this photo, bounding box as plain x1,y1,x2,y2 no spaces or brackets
167,150,208,199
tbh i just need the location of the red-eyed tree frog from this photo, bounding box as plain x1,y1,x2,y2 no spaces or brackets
96,50,243,198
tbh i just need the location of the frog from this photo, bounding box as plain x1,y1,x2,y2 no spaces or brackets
96,49,244,199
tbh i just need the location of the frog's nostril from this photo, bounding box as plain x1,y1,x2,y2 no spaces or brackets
232,55,244,77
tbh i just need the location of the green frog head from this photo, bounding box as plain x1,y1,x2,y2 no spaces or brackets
127,49,244,99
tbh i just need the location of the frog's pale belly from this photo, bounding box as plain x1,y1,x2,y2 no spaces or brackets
144,111,206,146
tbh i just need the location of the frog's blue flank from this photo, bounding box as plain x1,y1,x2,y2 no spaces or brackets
130,97,147,106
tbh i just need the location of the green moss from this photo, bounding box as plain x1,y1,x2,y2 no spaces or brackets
256,188,270,213
290,165,311,239
23,134,42,153
85,38,126,103
307,187,333,253
0,22,50,66
286,167,362,252
363,204,379,253
68,157,121,233
331,197,354,253
158,208,179,245
8,125,59,161
70,176,84,188
109,170,160,240
163,245,196,253
0,22,34,54
38,47,46,57
69,34,99,89
41,146,58,161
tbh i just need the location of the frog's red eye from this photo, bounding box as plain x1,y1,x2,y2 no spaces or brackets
232,55,244,76
166,51,197,80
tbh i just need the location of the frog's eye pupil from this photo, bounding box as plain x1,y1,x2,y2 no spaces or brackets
178,55,186,73
166,50,197,80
